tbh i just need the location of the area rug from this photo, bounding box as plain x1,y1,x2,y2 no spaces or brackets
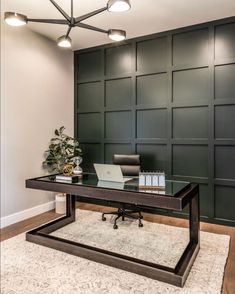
1,209,230,294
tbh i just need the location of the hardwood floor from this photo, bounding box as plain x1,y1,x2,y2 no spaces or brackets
0,210,60,242
1,203,235,294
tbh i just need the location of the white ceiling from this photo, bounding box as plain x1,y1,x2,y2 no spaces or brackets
2,0,235,50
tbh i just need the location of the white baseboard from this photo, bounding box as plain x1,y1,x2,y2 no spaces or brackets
0,201,55,229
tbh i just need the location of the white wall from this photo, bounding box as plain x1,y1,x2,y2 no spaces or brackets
0,19,73,226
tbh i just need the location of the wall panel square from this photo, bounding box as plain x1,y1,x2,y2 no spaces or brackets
215,105,235,139
137,37,167,72
136,144,167,171
215,22,235,60
173,107,208,139
198,184,211,217
215,146,235,180
77,113,101,139
137,109,167,139
173,29,209,66
105,144,133,163
80,143,102,172
78,50,102,79
78,82,102,110
137,73,168,106
215,185,235,221
105,111,131,139
106,44,133,76
105,78,131,109
215,64,235,99
175,184,211,216
173,68,210,102
173,145,208,177
176,183,211,216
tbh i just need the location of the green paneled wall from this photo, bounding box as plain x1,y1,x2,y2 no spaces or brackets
74,17,235,226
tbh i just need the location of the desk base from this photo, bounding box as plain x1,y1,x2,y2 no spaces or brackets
26,187,199,287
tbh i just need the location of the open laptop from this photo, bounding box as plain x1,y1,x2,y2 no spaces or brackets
94,163,133,183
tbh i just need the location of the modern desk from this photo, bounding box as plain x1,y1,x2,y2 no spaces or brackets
26,174,199,287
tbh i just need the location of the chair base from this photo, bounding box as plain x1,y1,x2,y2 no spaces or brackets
102,208,143,229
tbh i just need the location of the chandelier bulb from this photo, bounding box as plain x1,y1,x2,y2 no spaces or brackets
108,29,126,41
107,0,131,12
4,12,27,26
57,35,72,48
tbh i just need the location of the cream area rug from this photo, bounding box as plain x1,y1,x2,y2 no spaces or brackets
1,209,230,294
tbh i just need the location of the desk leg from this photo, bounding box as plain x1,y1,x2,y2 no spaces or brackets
26,195,76,235
189,190,200,244
175,186,200,286
66,194,76,221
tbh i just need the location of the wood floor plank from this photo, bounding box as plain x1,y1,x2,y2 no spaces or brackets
0,211,60,242
0,203,234,293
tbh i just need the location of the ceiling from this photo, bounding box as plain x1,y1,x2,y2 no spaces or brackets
2,0,235,50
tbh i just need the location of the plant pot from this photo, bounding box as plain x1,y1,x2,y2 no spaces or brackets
55,193,66,214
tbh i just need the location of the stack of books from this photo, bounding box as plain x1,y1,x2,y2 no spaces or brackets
138,172,166,189
55,174,79,183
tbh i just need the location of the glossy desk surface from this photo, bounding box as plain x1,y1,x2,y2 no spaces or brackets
26,173,196,211
37,173,190,198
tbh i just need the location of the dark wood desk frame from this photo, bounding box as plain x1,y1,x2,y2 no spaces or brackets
26,176,199,287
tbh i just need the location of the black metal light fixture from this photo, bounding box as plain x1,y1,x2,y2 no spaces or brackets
4,0,131,48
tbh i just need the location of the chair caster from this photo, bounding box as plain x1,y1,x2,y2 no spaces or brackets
113,224,118,229
102,216,106,221
139,223,143,227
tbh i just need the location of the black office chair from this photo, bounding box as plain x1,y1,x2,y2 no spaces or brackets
101,154,143,229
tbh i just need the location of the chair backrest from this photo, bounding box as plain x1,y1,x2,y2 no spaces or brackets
113,154,141,176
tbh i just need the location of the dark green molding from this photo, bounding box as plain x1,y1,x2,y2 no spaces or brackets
74,16,235,227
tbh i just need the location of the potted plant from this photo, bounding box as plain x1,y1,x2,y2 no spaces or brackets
43,126,82,174
43,126,82,214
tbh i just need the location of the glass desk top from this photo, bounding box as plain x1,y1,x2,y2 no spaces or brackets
37,173,190,197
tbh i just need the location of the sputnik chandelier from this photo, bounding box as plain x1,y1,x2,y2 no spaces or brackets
4,0,131,48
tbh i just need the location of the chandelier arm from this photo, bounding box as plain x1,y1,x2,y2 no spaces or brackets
75,6,107,24
49,0,70,22
66,26,72,38
76,22,108,34
27,18,69,25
